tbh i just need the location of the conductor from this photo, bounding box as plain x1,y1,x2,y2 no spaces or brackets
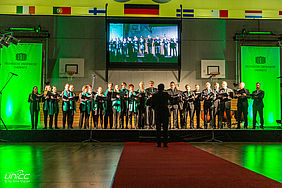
151,84,170,147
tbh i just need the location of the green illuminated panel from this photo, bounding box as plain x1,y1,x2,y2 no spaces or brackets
0,43,42,127
241,46,281,126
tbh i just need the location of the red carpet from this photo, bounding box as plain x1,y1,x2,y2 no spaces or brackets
112,142,281,188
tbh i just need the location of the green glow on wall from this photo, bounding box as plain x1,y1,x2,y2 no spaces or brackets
241,46,281,126
0,43,42,127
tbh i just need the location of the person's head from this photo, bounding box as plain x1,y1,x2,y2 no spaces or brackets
114,84,120,92
64,83,70,91
222,81,227,89
149,81,154,88
170,81,175,90
128,84,134,92
175,84,180,90
108,83,113,90
32,86,38,94
256,82,261,90
97,87,103,94
148,35,151,38
45,85,51,92
88,85,92,93
206,82,211,90
195,84,200,91
185,84,191,92
139,81,145,89
240,82,245,89
52,86,57,93
82,85,88,93
214,83,220,90
158,84,165,91
69,85,74,92
121,82,127,89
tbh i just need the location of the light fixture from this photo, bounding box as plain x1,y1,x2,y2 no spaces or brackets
0,35,10,47
7,35,20,45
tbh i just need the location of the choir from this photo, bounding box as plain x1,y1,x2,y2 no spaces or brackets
28,81,265,130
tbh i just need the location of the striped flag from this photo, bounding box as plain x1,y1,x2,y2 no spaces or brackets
124,4,159,15
176,9,194,18
53,7,71,15
279,11,282,18
89,8,106,16
245,10,262,18
211,10,228,18
16,6,35,14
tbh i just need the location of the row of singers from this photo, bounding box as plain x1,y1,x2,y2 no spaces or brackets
28,81,264,130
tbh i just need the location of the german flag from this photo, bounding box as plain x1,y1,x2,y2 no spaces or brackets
124,4,159,15
53,7,71,15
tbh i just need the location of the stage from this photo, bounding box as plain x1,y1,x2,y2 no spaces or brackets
0,129,281,142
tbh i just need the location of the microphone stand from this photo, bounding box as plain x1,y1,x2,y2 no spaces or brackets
0,73,16,130
0,73,16,142
205,73,222,142
82,74,99,143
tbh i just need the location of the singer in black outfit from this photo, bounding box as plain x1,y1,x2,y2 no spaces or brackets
182,85,195,129
252,82,264,129
104,83,114,129
145,81,157,129
42,85,51,129
202,82,215,129
167,82,181,129
235,82,250,129
28,86,41,129
152,84,170,147
218,81,233,129
137,82,146,129
49,86,60,129
119,82,129,129
192,85,202,129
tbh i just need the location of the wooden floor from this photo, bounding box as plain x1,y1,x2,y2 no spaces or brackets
0,142,281,188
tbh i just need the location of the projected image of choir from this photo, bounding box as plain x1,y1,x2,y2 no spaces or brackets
109,35,178,63
29,81,265,130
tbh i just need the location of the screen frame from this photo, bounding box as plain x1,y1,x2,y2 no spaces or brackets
106,17,181,70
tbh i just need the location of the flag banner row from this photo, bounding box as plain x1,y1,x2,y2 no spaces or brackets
3,5,282,19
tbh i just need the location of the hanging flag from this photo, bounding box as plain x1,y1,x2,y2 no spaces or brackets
211,10,228,18
279,11,282,18
89,8,106,16
176,9,194,18
124,4,159,15
53,7,71,15
245,10,262,18
16,6,35,14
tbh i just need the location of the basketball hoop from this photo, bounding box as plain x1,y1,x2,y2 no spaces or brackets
65,71,76,77
208,72,220,78
65,71,76,82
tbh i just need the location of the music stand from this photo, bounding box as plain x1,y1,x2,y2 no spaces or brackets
205,72,222,142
